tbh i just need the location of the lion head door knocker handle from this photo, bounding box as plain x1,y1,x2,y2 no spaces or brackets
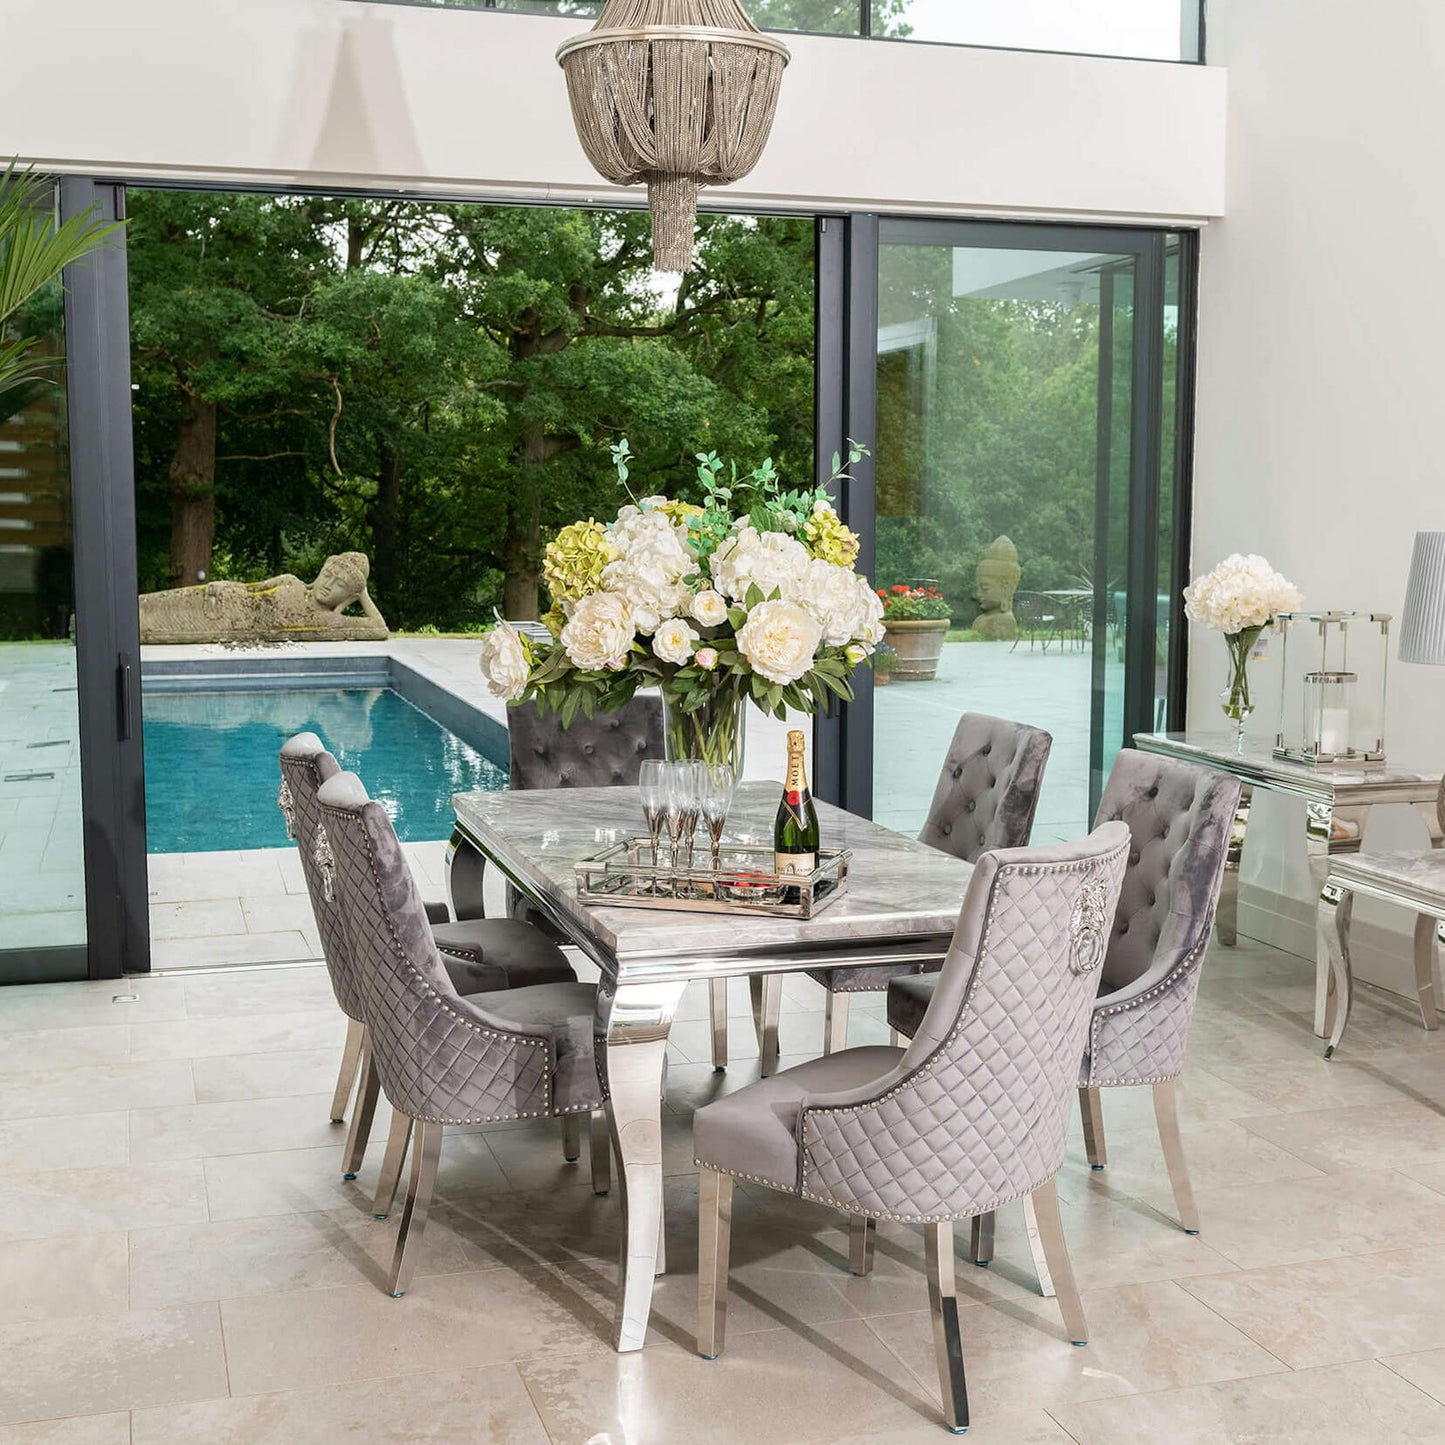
1069,875,1110,975
313,821,337,903
277,777,296,840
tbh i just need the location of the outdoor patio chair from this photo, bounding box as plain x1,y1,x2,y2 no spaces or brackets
315,768,610,1297
1010,591,1064,651
887,748,1241,1275
278,733,595,1192
694,823,1130,1434
733,713,1052,1077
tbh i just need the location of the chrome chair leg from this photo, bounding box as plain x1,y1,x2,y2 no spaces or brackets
330,1016,366,1124
388,1118,443,1298
750,974,782,1077
849,1214,876,1276
562,1113,582,1164
924,1219,969,1434
1079,1085,1107,1170
342,1037,380,1180
823,990,850,1055
1029,1176,1087,1346
372,1111,412,1219
589,1110,611,1196
1152,1078,1201,1234
1020,1193,1056,1298
696,1167,734,1359
709,978,729,1071
969,1210,995,1267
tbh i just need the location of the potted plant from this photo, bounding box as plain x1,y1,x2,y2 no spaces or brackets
872,642,896,686
878,584,951,681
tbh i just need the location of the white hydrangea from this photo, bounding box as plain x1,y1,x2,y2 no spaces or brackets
851,573,885,647
652,617,699,666
795,557,871,647
560,592,636,671
1183,554,1303,636
479,621,530,701
603,505,695,634
709,526,811,604
736,598,823,685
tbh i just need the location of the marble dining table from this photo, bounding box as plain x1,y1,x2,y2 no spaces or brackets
448,780,974,1353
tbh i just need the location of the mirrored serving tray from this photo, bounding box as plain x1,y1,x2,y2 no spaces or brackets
574,838,851,919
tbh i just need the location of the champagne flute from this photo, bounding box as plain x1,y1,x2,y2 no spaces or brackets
663,763,690,873
702,763,735,871
639,759,666,871
677,761,705,869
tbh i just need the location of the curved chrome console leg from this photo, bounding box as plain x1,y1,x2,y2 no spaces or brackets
599,976,688,1352
1316,880,1355,1056
1412,912,1441,1032
330,1016,365,1124
445,827,487,922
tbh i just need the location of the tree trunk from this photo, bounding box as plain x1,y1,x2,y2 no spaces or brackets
367,442,401,620
500,424,546,620
168,392,218,588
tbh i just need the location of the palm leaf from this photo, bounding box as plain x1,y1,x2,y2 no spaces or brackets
0,159,122,327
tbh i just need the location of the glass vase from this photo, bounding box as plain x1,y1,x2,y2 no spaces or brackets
1220,626,1263,754
661,687,747,773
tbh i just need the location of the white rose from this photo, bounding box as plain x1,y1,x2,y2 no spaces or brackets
560,592,636,671
695,646,719,671
691,589,729,627
796,558,868,647
653,618,699,666
710,527,810,603
736,598,823,685
479,621,530,701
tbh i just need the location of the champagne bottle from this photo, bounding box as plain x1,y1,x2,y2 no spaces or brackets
774,729,820,880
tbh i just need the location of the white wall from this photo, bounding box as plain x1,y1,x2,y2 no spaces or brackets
0,0,1225,221
1193,0,1445,988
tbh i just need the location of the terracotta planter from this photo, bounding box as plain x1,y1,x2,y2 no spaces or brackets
874,671,892,687
882,619,950,681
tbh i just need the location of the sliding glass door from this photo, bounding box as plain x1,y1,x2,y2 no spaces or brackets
863,220,1184,839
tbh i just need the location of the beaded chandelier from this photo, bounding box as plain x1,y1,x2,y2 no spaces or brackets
557,0,790,272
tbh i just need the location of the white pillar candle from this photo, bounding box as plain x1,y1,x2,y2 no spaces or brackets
1319,705,1350,756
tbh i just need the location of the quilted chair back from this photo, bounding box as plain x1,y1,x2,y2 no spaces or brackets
797,823,1130,1222
507,692,664,790
278,733,364,1021
915,713,1053,864
315,771,554,1124
1082,749,1241,1084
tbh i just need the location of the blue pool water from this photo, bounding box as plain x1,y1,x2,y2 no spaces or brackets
142,686,508,853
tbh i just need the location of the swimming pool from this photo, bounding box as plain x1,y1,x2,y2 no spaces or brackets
142,685,508,852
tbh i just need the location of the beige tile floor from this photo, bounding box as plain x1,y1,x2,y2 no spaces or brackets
4,938,1445,1442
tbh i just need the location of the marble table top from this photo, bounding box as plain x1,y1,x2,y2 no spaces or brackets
453,781,972,979
1135,732,1442,805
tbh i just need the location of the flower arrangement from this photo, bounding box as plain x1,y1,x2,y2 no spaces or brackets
877,584,951,622
480,440,882,767
1183,552,1303,745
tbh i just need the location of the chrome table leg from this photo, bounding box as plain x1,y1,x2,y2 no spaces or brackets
600,976,687,1352
330,1016,365,1124
1216,783,1251,946
924,1219,969,1434
444,826,487,921
1316,879,1355,1056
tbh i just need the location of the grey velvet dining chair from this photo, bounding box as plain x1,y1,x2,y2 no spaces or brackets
278,733,594,1189
693,823,1130,1435
316,768,611,1297
888,748,1242,1269
736,712,1052,1078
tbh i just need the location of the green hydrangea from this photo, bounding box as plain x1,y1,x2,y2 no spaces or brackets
543,519,615,602
804,504,860,568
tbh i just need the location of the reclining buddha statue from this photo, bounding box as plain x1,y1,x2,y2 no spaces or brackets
139,552,389,645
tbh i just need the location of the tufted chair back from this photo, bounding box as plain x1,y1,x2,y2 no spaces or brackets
1093,750,1242,993
507,693,664,791
315,770,555,1123
915,713,1053,864
794,823,1129,1221
279,733,364,1022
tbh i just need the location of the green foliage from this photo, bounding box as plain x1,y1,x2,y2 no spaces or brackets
127,196,816,629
